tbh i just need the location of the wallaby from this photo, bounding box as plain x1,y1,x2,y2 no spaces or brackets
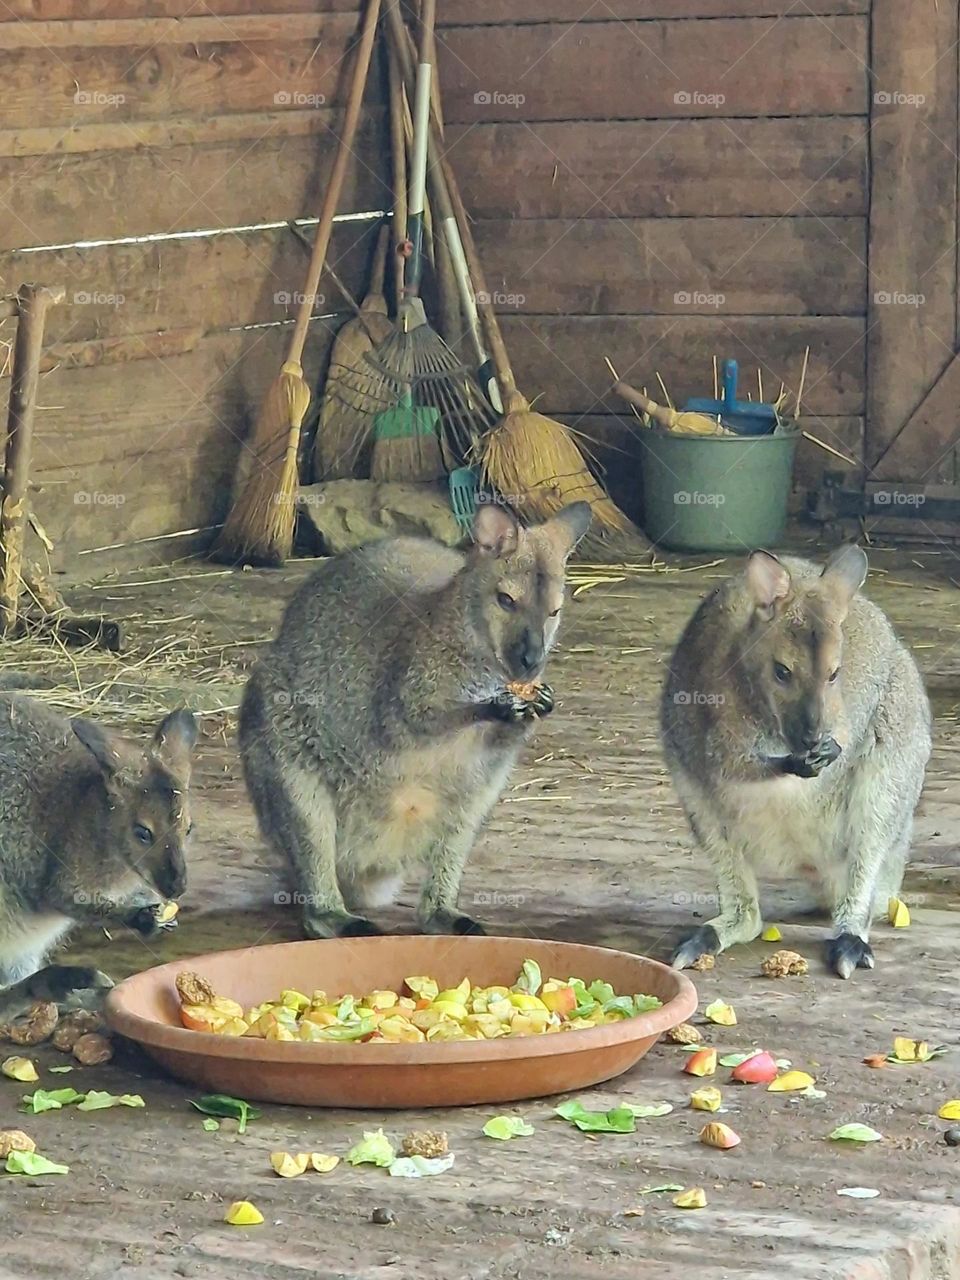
0,693,198,1019
240,500,591,938
661,545,930,979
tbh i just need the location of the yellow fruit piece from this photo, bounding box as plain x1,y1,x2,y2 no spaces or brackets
509,993,548,1012
280,989,310,1012
265,1024,296,1041
435,979,470,1005
426,1022,469,1042
1,1057,38,1083
892,1037,928,1063
761,925,782,942
216,1018,250,1037
673,1187,707,1209
210,997,245,1020
404,976,439,1001
376,1016,425,1045
684,1048,717,1077
369,991,399,1011
938,1100,960,1121
310,1153,339,1173
225,1201,264,1225
270,1152,309,1178
690,1087,722,1112
463,1014,506,1040
411,1008,446,1032
699,1122,740,1149
432,1001,469,1022
767,1071,815,1092
704,1000,737,1027
157,901,179,924
484,986,511,999
888,897,910,928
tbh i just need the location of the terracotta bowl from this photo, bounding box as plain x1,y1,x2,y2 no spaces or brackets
104,935,698,1109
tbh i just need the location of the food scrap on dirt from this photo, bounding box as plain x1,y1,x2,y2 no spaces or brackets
704,1000,737,1026
673,1187,707,1209
1,1056,38,1082
690,954,715,972
887,897,911,928
224,1201,263,1226
0,1130,35,1157
5,1002,58,1047
401,1130,449,1158
665,1021,702,1045
761,950,809,978
72,1033,114,1065
699,1121,740,1149
731,1052,779,1084
683,1048,717,1077
690,1087,722,1112
51,1012,103,1053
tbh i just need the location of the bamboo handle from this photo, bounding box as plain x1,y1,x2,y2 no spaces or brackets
387,34,407,311
0,283,64,635
612,380,676,429
368,219,391,299
286,0,381,366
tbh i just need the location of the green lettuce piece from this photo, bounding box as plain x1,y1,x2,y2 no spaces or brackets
6,1151,69,1176
587,979,615,1005
829,1123,883,1143
76,1091,145,1111
336,995,356,1022
346,1128,396,1167
47,1066,74,1074
625,1102,673,1118
601,996,636,1018
633,994,663,1013
482,1115,535,1140
718,1052,757,1068
188,1094,261,1135
201,1118,220,1132
21,1087,85,1113
514,959,542,996
555,1100,636,1133
639,1183,685,1194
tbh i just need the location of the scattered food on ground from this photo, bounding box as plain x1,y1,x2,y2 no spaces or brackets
761,949,809,978
224,1201,263,1226
673,1187,707,1209
704,1000,737,1026
665,1021,701,1045
699,1122,740,1149
401,1130,448,1158
683,1048,717,1077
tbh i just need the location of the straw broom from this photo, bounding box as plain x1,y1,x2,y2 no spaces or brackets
214,0,381,566
437,150,647,556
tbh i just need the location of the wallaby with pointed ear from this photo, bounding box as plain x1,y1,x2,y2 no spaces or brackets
661,545,930,979
0,693,198,1019
240,500,592,938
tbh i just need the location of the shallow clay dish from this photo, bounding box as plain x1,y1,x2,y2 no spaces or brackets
105,936,697,1108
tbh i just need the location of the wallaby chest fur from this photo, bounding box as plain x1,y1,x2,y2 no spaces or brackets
240,504,590,937
662,548,931,978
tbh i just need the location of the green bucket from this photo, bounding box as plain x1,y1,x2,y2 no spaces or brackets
638,428,799,552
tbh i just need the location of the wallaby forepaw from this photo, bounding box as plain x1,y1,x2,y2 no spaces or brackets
421,911,487,937
530,683,555,717
303,910,383,940
32,965,114,1009
670,925,720,970
827,934,874,980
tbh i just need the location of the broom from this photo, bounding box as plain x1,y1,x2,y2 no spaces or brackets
436,127,648,556
312,221,394,482
366,0,496,480
214,0,381,565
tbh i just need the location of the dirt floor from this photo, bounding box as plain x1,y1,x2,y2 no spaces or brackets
2,531,960,1280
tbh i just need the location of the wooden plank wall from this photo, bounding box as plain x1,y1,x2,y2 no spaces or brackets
0,1,387,570
437,1,870,519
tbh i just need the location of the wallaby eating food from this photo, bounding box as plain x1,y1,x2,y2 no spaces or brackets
240,500,591,938
661,545,930,979
0,694,197,1020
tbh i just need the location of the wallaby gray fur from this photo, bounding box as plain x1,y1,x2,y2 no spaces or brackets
661,545,930,979
240,500,591,938
0,693,197,1019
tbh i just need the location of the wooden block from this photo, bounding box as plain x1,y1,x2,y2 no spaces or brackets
871,353,960,484
0,221,382,345
444,118,868,219
471,217,865,316
0,113,389,250
497,315,864,416
438,17,868,122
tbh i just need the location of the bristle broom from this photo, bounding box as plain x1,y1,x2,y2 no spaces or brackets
214,362,310,565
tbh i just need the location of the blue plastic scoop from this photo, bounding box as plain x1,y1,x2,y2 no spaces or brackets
683,359,778,436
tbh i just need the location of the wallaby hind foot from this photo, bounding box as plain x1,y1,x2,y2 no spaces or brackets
827,934,875,980
302,908,383,940
421,910,486,936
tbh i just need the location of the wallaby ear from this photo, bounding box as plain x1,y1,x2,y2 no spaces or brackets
72,717,124,778
472,502,520,559
151,708,198,776
744,550,792,619
542,501,592,560
820,543,867,608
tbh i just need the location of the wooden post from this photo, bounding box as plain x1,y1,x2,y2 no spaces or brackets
0,283,64,635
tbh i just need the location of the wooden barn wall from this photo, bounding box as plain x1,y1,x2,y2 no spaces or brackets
436,1,870,520
0,1,387,572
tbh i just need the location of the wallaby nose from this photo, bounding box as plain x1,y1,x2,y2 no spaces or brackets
158,856,186,900
799,727,822,751
518,629,543,676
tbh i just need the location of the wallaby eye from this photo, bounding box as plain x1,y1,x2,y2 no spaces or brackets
134,823,154,845
186,821,195,836
828,667,840,684
773,661,793,685
548,606,561,618
496,591,516,612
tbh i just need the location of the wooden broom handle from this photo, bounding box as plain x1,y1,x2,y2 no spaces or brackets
0,283,64,634
384,0,519,401
287,0,381,367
